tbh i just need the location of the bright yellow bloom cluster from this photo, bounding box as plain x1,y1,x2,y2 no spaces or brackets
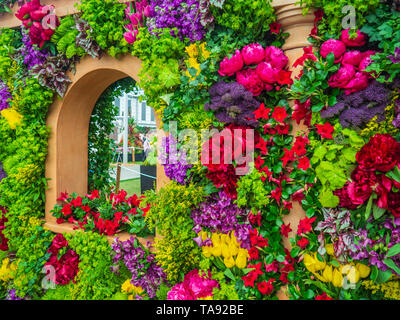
184,43,211,82
362,276,400,300
199,230,249,269
304,245,370,288
0,108,22,129
121,279,144,300
0,258,16,283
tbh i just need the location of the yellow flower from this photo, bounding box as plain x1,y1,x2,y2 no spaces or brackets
356,263,371,279
199,295,213,300
235,249,248,269
199,230,208,241
322,265,333,283
342,265,360,284
121,279,135,294
200,44,211,60
128,295,134,300
325,243,334,256
221,243,231,259
202,246,212,258
332,268,344,288
220,233,230,245
211,233,221,246
1,108,22,129
228,242,239,257
313,253,326,271
224,256,235,268
185,43,199,58
211,245,222,257
303,252,326,273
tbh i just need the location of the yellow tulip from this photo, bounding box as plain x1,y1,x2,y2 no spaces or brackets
303,253,317,273
313,271,328,283
313,253,326,271
211,233,221,246
211,245,222,257
224,256,235,268
202,246,212,258
228,242,239,257
221,243,231,259
235,251,247,269
343,265,360,284
220,233,230,244
200,231,208,241
332,268,344,288
356,263,371,278
322,265,333,283
325,243,334,256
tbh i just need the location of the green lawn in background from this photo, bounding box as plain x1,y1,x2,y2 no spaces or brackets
119,178,141,196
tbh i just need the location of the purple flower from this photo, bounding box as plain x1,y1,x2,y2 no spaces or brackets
388,47,400,64
0,80,12,112
6,289,23,300
17,27,48,70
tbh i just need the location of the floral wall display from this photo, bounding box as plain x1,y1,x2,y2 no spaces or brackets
0,0,400,301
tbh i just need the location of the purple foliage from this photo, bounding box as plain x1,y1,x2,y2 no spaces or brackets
191,190,252,249
147,0,207,42
0,80,12,112
204,81,259,127
160,135,193,185
321,81,392,129
351,216,400,276
111,236,167,298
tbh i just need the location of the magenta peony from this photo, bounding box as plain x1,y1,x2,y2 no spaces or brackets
342,50,363,66
340,29,367,47
15,0,41,21
264,46,288,69
236,68,265,96
328,64,355,88
218,50,244,76
167,283,195,300
359,51,378,74
241,43,265,65
256,62,279,84
320,39,346,63
344,71,370,94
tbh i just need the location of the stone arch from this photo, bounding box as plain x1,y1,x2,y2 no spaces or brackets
44,54,168,235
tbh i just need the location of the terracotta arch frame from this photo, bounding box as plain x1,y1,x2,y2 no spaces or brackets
44,54,168,240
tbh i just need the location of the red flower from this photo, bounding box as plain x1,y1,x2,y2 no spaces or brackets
255,137,268,155
87,190,100,200
297,237,309,249
277,69,293,86
297,156,310,171
292,136,309,157
271,106,289,123
356,134,400,172
15,0,41,21
283,200,293,211
316,292,334,300
297,216,317,235
242,272,258,288
293,47,317,68
70,196,82,207
292,99,312,127
61,204,72,216
249,211,261,226
281,148,294,168
265,261,279,273
257,279,275,295
248,247,260,260
315,122,334,139
280,223,292,238
253,103,271,120
269,22,281,33
57,192,68,202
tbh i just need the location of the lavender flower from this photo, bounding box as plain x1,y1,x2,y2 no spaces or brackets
17,28,48,70
191,190,252,249
205,81,259,127
0,80,11,112
160,135,193,185
111,237,167,298
321,81,392,129
147,0,207,42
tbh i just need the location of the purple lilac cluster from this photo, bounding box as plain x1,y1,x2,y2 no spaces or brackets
147,0,206,42
6,289,23,300
351,216,400,275
0,80,12,112
321,81,392,129
111,237,167,298
191,190,252,249
160,135,192,185
19,28,48,70
204,81,259,127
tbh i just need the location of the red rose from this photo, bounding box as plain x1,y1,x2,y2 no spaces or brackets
356,134,400,172
29,21,46,47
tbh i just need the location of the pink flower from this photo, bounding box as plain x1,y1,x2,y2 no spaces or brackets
264,46,288,69
124,29,139,44
15,0,40,21
185,270,219,299
328,64,356,88
167,283,195,300
128,12,143,26
241,43,265,65
344,71,370,94
218,50,244,76
236,68,265,96
30,6,51,21
256,62,279,84
143,5,151,17
340,29,367,47
29,21,47,47
342,50,363,66
359,51,378,74
320,39,346,63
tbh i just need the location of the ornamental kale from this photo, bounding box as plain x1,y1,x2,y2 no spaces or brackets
321,81,393,129
204,81,259,127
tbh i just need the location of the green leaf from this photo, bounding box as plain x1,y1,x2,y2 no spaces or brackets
383,258,400,276
326,52,335,66
224,268,236,281
365,195,373,220
373,204,386,220
387,243,400,258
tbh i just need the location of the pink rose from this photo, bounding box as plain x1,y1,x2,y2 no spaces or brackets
15,0,40,21
320,39,346,63
256,61,279,84
264,46,288,69
328,64,356,88
167,283,195,300
344,71,370,95
236,68,265,96
342,50,363,66
218,50,244,77
340,29,367,47
241,43,265,65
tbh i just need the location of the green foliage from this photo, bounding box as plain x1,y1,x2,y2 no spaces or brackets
310,125,365,207
88,77,136,190
300,0,380,36
210,271,239,300
144,182,205,283
78,0,129,57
